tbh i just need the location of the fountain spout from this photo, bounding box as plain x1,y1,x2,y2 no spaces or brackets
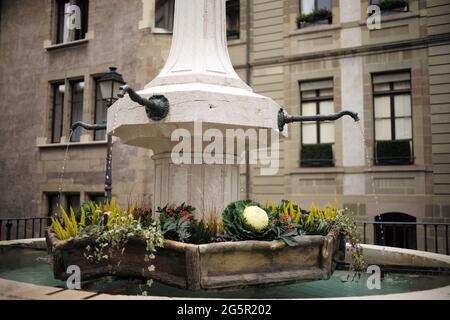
71,121,107,131
278,108,360,132
118,85,170,121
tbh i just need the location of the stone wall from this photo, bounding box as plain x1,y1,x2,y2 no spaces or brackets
0,0,173,218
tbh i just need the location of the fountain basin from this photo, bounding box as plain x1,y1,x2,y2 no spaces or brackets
2,240,450,299
46,231,344,291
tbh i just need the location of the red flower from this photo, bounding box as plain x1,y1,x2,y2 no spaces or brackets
287,226,295,231
181,211,189,217
184,218,191,223
282,215,289,222
167,209,174,215
274,218,279,225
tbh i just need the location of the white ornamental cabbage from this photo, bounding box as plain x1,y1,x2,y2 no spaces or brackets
243,206,269,231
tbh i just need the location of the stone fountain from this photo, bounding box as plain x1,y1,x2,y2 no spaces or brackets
47,0,359,291
107,0,282,217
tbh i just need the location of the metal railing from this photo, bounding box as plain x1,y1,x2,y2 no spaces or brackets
0,217,51,241
357,221,450,255
1,217,448,256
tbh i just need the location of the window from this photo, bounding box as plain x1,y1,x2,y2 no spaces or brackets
56,0,70,44
155,0,175,31
66,194,81,213
226,0,240,40
51,83,65,143
47,193,80,216
369,0,409,13
373,71,413,165
300,79,335,167
70,80,85,142
56,0,89,44
88,193,106,204
94,79,108,141
47,194,60,217
298,0,332,27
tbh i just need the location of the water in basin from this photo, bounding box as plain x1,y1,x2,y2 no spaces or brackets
1,247,449,298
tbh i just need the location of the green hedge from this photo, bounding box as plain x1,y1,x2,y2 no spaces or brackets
375,140,412,165
378,0,408,11
301,144,334,167
297,8,332,26
227,29,240,39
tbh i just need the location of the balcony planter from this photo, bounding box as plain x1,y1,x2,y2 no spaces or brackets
227,29,240,40
375,140,412,165
46,230,345,291
378,0,408,12
301,144,334,167
297,9,332,29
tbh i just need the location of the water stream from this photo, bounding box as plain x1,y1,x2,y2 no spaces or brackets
356,122,385,245
56,100,122,213
56,130,75,213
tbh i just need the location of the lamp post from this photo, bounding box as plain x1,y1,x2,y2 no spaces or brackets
72,67,126,202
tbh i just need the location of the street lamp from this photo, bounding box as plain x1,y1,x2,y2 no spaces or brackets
97,67,126,107
72,67,126,203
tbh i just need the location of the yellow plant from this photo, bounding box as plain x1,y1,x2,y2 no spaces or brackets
51,206,85,240
307,201,339,225
293,206,303,224
100,198,137,229
51,217,69,240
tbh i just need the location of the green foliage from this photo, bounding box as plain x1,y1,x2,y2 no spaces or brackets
264,200,303,246
227,29,240,38
132,207,154,228
79,199,164,272
297,8,332,25
329,209,367,272
376,140,412,165
378,0,408,11
83,219,164,269
189,222,213,244
263,200,366,271
76,201,98,225
300,202,338,236
301,144,334,167
189,210,222,245
222,200,273,241
158,203,195,243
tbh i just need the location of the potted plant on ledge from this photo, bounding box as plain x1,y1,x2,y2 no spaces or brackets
297,8,333,29
227,29,240,40
378,0,409,13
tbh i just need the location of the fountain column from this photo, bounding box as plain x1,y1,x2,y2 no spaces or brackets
108,0,283,218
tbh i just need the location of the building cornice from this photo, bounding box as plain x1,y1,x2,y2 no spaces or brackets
232,33,450,70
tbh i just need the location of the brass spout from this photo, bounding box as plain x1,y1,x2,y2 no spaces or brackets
118,85,170,121
278,108,360,132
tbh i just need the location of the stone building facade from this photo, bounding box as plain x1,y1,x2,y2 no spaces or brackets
0,0,449,252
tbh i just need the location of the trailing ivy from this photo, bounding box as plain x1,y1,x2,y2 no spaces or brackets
329,209,367,272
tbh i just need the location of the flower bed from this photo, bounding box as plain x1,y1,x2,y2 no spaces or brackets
46,199,364,291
